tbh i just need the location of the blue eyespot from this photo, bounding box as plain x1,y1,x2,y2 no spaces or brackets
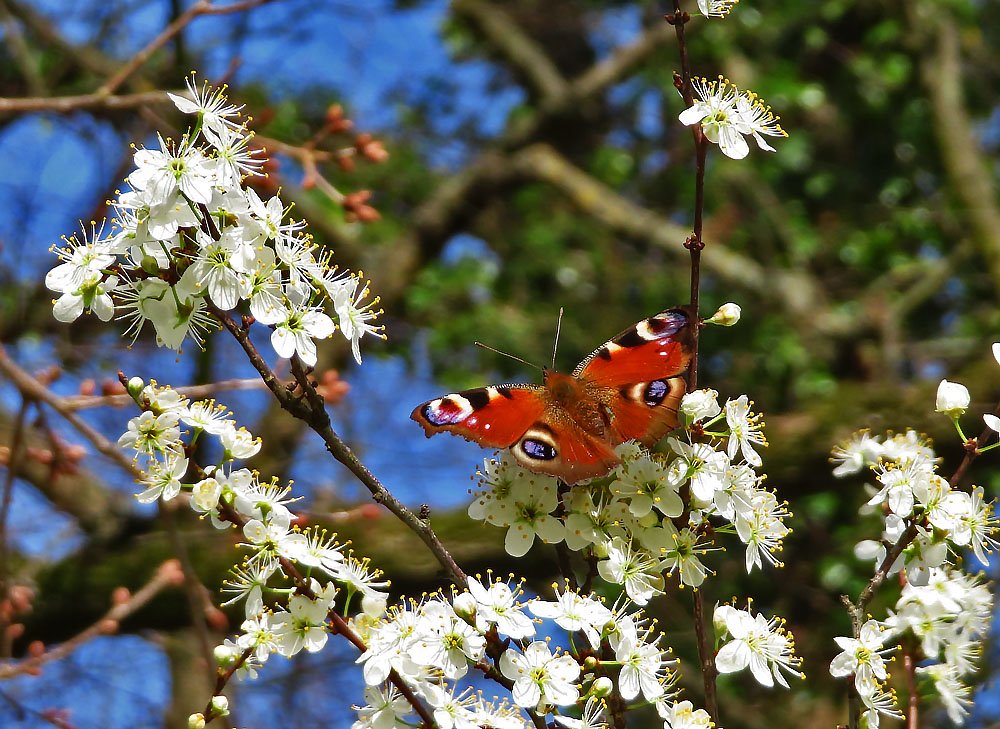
521,438,557,461
643,380,669,406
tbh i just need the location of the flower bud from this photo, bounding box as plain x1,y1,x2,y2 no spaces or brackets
706,302,741,326
141,254,160,275
126,376,145,401
637,511,659,529
993,343,1000,367
362,591,388,619
935,379,970,418
188,713,206,729
213,644,237,666
984,414,1000,434
853,539,883,562
713,603,733,634
452,592,477,623
591,676,613,698
210,695,229,717
680,389,721,423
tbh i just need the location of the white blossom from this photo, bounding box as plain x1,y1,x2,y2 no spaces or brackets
830,620,891,698
466,576,535,639
499,641,580,709
714,604,802,688
529,584,612,649
725,395,766,467
679,77,785,160
679,389,721,424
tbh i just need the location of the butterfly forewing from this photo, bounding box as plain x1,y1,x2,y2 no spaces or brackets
574,307,694,386
411,385,546,448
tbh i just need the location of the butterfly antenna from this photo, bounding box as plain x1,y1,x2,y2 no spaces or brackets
551,307,564,370
474,342,544,372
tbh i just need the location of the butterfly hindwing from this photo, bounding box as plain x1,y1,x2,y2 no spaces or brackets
599,376,687,446
411,385,547,448
574,306,694,387
510,416,620,484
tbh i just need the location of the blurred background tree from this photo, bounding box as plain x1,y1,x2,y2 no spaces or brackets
0,0,999,727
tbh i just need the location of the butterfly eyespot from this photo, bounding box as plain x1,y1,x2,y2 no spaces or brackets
521,438,557,461
518,426,559,462
643,380,669,406
623,311,688,345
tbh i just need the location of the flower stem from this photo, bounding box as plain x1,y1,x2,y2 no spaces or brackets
691,587,720,724
668,0,708,392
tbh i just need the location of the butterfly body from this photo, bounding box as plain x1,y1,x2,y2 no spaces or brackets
412,307,695,483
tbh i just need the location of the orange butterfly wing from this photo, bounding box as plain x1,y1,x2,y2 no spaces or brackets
578,306,694,446
506,413,620,484
575,307,694,386
411,385,546,448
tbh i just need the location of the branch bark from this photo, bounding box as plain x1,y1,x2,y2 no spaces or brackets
510,144,843,334
451,0,568,102
914,5,1000,301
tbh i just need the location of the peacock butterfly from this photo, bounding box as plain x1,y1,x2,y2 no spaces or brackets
411,306,695,483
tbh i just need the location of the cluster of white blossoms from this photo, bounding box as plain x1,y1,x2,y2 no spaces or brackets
118,380,389,681
465,389,803,702
45,76,383,365
352,574,712,729
678,76,786,160
828,343,1000,726
470,391,789,603
117,381,715,729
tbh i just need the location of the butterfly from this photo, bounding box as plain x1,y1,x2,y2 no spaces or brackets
411,306,695,483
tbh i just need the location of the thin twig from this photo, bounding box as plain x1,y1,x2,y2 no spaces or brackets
691,587,719,722
0,560,182,678
98,0,283,96
668,2,706,391
60,378,266,411
900,572,919,729
0,346,142,479
669,5,715,722
0,90,178,115
0,398,28,658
